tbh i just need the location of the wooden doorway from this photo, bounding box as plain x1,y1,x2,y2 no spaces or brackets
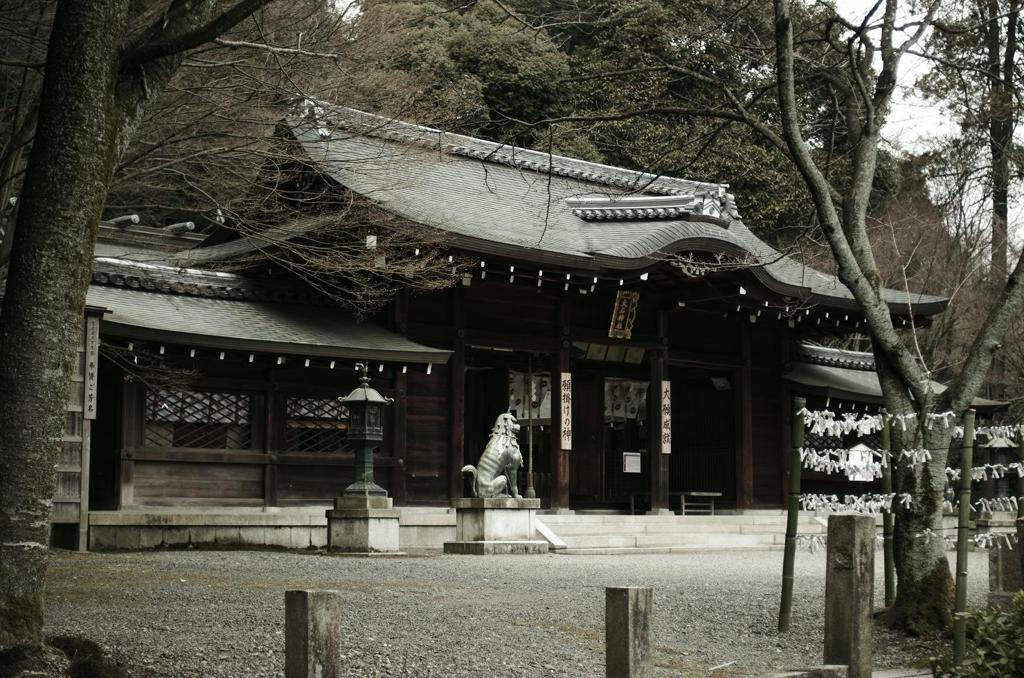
669,367,737,507
570,373,604,505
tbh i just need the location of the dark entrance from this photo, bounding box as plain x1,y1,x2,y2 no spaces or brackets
670,367,738,507
463,349,554,501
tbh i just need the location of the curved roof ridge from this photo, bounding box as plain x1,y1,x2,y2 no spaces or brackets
300,101,737,214
795,342,876,371
281,104,947,316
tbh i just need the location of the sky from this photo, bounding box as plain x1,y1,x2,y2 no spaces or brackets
832,1,1024,248
834,0,957,153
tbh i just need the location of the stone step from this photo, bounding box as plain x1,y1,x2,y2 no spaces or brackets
740,523,826,535
547,522,745,535
540,519,826,537
539,512,824,526
559,544,785,555
560,531,779,549
634,532,775,548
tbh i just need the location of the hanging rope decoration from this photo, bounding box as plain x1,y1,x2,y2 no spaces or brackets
796,534,827,553
952,424,1024,440
797,408,885,436
798,445,958,476
799,447,884,478
791,407,1024,556
791,528,1022,554
974,497,1022,513
973,532,1019,550
799,492,910,513
945,463,1024,482
797,408,964,437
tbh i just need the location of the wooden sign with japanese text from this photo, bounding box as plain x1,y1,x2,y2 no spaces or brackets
608,290,640,340
84,315,100,420
660,380,671,454
560,372,572,450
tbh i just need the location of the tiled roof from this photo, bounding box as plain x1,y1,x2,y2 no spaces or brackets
288,103,946,316
92,256,321,305
85,230,449,364
87,284,450,364
793,343,876,371
788,342,1003,408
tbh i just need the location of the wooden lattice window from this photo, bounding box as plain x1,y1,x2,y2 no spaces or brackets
284,397,349,453
144,388,252,449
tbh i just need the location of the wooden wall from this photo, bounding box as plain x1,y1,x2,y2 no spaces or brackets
97,270,801,512
114,357,410,507
404,365,449,504
53,311,99,549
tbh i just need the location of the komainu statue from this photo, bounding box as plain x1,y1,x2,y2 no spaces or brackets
462,412,523,499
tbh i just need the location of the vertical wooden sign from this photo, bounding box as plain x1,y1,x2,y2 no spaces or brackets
660,380,671,455
560,372,572,450
608,290,640,340
84,315,100,420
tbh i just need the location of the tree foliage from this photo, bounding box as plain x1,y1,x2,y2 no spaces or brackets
917,0,1022,280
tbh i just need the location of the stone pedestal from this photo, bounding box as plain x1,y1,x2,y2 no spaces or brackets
823,515,874,678
443,497,548,554
326,495,400,553
606,586,652,678
285,590,344,678
978,516,1022,607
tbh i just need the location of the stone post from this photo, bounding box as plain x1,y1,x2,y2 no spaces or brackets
823,515,873,678
285,590,343,678
606,586,652,678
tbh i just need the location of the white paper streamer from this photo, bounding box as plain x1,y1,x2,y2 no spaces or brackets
799,492,905,514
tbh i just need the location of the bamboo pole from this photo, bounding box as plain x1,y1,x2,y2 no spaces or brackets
953,409,975,667
1017,437,1024,522
880,415,895,608
778,396,805,633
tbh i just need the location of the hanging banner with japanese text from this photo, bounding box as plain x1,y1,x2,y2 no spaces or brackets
661,380,671,454
560,372,572,450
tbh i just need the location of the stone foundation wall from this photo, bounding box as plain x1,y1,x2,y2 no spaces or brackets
87,507,456,551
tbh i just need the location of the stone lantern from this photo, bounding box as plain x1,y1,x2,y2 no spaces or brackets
339,363,393,497
326,362,401,553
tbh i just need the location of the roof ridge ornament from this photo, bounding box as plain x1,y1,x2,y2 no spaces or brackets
566,194,724,222
302,103,731,204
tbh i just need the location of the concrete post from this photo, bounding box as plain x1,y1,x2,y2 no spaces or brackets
606,586,652,678
285,590,343,678
823,515,874,678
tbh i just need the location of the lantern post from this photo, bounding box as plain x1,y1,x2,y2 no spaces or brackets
326,363,401,553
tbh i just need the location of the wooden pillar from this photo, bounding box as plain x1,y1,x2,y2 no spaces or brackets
448,288,466,503
78,310,101,550
735,320,754,510
391,291,409,506
392,371,408,505
778,330,792,504
263,388,279,508
648,328,669,513
550,298,572,510
118,379,141,508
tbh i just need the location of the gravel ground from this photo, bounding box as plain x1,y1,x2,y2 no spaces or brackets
43,548,987,677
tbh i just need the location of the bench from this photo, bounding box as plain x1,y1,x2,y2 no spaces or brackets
627,492,650,515
670,491,723,515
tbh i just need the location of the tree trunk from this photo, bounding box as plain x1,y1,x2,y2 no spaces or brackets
984,0,1017,283
0,1,131,648
886,424,955,635
1,0,278,647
